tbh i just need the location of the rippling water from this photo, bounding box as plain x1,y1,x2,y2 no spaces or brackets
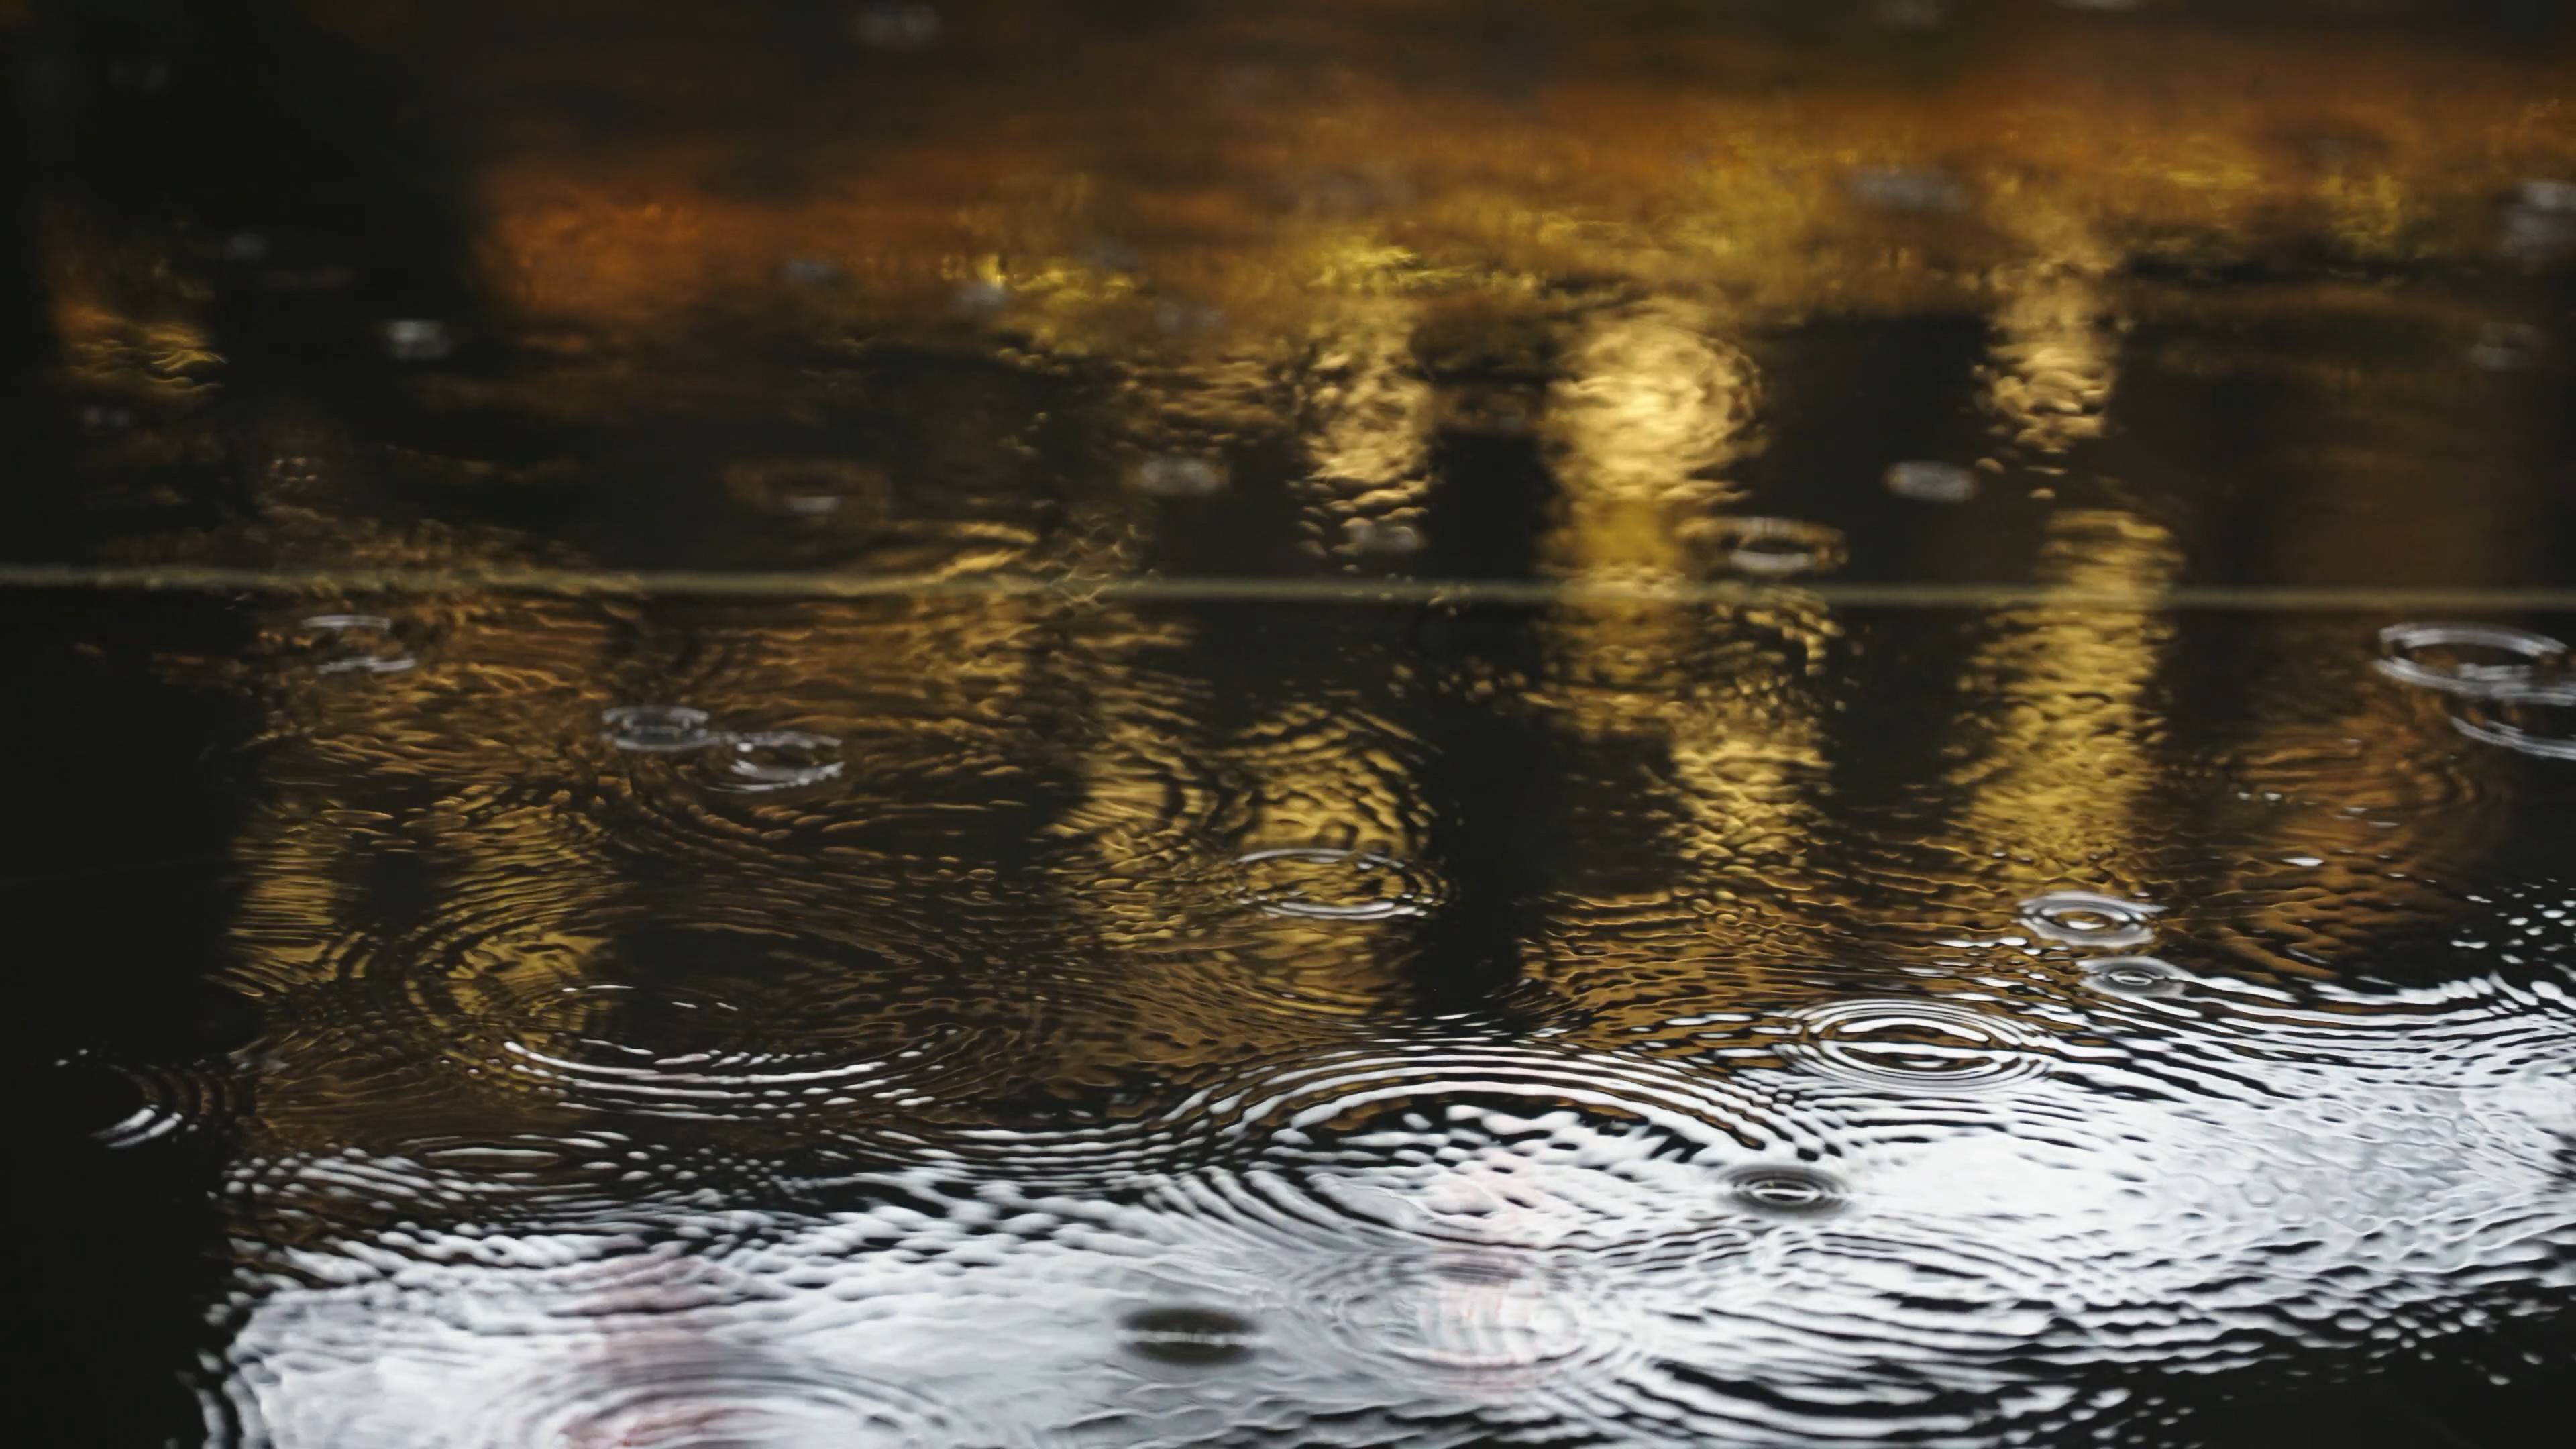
10,1,2576,1445
18,588,2573,1448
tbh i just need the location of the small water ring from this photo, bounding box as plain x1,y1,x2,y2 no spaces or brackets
2375,623,2567,696
1782,998,2051,1094
2449,681,2576,762
2019,890,2164,949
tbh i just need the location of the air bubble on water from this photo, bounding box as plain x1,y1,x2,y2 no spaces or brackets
2375,623,2567,696
1884,460,1978,503
1119,1306,1259,1366
2019,890,2164,948
1726,1165,1849,1217
2081,955,2192,1000
851,3,940,50
601,706,725,754
2450,682,2576,762
381,319,453,362
1128,453,1230,498
702,730,847,794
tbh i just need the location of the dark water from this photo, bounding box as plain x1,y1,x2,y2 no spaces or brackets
8,3,2576,1446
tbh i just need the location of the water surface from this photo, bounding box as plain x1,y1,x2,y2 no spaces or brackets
7,3,2575,1445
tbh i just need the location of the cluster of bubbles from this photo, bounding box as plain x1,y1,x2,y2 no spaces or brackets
2377,623,2576,762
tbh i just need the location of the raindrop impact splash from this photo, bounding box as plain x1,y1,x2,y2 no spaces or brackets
1782,998,2051,1093
2019,891,2165,949
2080,955,2193,999
601,706,726,754
1725,1165,1849,1218
299,614,417,675
2451,682,2576,762
1698,517,1848,578
696,730,847,795
1232,847,1442,920
2375,623,2568,696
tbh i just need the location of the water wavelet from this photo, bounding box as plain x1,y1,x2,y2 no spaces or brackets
1057,683,1438,1014
2080,955,2194,1000
1778,998,2053,1094
594,706,858,822
486,1356,1006,1449
2375,622,2568,695
2018,890,2164,949
1291,1248,1635,1379
602,704,727,753
1145,1042,1817,1258
2451,682,2576,762
325,910,1045,1136
690,729,849,796
295,614,419,675
1692,516,1847,578
78,1054,247,1149
1230,845,1442,921
1723,1165,1849,1218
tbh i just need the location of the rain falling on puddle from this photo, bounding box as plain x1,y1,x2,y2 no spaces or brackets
6,3,2576,1447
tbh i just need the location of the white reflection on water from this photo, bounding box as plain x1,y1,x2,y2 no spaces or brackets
210,999,2576,1448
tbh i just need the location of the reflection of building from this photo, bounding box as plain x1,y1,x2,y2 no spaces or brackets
1297,301,1434,558
25,5,2576,1442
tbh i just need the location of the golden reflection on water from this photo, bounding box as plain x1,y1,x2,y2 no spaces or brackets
20,11,2576,1431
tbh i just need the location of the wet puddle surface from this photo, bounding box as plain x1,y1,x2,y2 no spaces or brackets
7,3,2576,1445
